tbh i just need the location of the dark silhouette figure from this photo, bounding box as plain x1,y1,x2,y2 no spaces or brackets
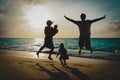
53,25,58,36
64,13,106,55
36,20,58,60
56,43,69,67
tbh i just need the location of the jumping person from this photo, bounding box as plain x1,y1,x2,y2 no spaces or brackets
64,13,106,55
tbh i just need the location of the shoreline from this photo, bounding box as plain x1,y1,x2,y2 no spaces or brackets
0,49,120,61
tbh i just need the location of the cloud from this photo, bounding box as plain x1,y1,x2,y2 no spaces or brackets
0,0,48,38
0,0,30,37
93,20,120,33
104,20,120,32
0,0,120,38
91,20,120,38
22,0,44,5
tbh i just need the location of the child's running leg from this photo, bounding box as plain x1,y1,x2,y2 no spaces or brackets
63,59,66,65
59,57,64,65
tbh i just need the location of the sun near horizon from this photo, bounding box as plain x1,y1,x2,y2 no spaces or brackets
24,5,52,30
0,0,120,38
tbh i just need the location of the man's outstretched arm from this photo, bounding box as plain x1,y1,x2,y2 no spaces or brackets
64,15,77,24
91,15,106,23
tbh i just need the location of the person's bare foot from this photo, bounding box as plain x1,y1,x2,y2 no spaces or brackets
48,57,53,60
65,64,69,68
78,53,81,56
91,50,93,53
36,52,39,58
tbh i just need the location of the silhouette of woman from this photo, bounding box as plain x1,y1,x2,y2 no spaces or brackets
36,20,58,60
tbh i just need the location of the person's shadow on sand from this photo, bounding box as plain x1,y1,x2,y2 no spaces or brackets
67,67,91,80
36,63,72,80
36,63,91,80
50,64,91,80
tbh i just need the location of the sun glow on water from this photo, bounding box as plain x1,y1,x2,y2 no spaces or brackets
34,38,44,46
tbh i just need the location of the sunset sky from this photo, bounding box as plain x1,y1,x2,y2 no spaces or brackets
0,0,120,38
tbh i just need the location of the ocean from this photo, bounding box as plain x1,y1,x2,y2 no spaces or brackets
0,38,120,60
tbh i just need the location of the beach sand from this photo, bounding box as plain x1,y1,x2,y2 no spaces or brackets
0,49,120,80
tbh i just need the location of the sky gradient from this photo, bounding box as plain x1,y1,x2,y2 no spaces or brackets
0,0,120,38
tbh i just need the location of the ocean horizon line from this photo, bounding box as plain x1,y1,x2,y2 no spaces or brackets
0,37,120,39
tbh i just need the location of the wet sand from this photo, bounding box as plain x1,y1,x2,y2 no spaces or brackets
0,49,120,80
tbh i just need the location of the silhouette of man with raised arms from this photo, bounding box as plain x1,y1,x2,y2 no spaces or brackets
64,13,106,55
36,20,58,60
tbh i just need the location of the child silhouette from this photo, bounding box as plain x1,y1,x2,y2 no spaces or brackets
56,43,69,67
